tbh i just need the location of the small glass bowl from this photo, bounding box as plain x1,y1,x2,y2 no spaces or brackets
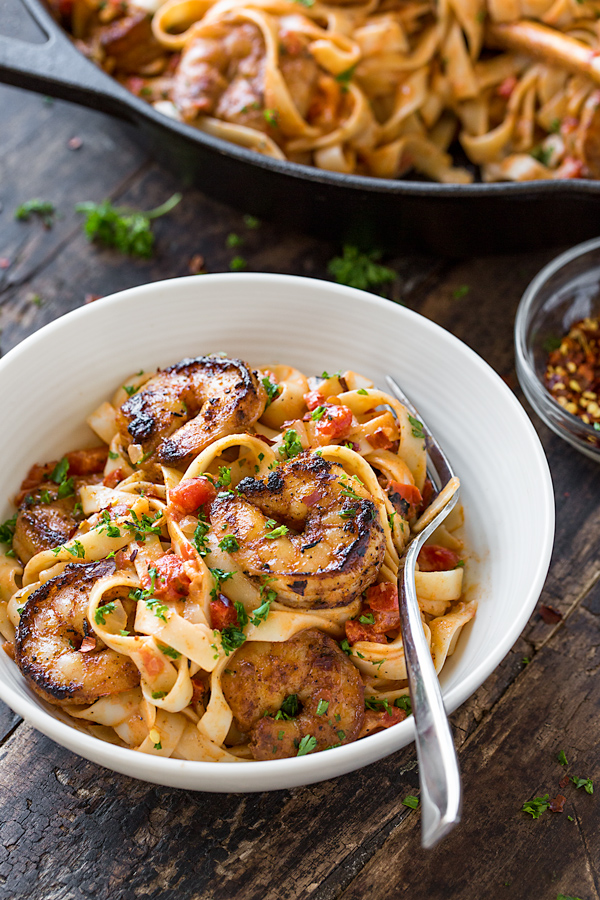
515,236,600,461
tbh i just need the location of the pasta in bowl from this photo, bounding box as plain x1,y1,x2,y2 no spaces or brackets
0,273,553,790
2,357,474,761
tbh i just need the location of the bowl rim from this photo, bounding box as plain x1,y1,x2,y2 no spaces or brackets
515,235,600,446
0,273,555,788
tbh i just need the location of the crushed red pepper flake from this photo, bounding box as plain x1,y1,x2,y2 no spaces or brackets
544,316,600,426
559,774,570,789
549,794,567,813
539,604,562,624
0,258,10,269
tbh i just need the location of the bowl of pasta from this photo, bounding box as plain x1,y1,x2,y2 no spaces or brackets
0,273,554,790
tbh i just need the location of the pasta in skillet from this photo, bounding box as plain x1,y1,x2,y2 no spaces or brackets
0,356,475,760
48,0,600,181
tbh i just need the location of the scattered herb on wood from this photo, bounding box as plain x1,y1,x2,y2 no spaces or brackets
327,245,396,292
76,193,181,257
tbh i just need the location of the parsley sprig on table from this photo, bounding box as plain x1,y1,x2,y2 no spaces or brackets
76,193,181,257
15,199,56,228
327,245,396,292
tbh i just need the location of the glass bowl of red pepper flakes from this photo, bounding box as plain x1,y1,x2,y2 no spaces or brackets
515,236,600,461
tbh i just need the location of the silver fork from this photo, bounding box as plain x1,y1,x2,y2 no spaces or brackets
386,375,462,849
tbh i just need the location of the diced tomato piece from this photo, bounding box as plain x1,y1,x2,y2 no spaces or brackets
366,428,395,451
387,480,422,519
304,389,326,411
169,476,217,515
210,595,239,630
147,553,191,601
66,447,108,475
366,582,398,611
103,468,124,488
315,404,353,440
420,477,434,512
497,76,517,98
359,706,407,737
191,676,208,706
346,583,400,644
302,489,324,507
417,545,460,572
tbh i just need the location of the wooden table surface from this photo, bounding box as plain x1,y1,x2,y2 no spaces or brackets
0,73,599,900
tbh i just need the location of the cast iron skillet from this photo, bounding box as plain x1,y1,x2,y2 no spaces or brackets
1,0,600,254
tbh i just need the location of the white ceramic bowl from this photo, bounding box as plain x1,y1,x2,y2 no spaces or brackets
0,274,554,791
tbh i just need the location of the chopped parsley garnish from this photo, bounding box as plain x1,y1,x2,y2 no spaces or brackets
219,534,240,553
220,625,247,655
226,232,244,248
530,144,553,167
210,567,234,600
243,214,260,229
192,513,210,557
279,429,303,459
522,794,550,818
395,696,412,715
571,776,593,794
234,601,248,628
327,245,396,292
108,450,120,460
387,511,396,530
97,510,122,538
316,699,329,716
261,376,281,404
250,598,272,626
264,108,279,126
357,388,369,395
296,734,317,756
64,540,86,558
452,284,470,300
340,507,358,519
145,598,169,622
123,509,163,541
359,613,375,624
365,696,392,714
402,795,419,809
0,513,17,546
335,65,356,92
408,415,424,439
48,457,75,498
556,895,583,900
275,694,300,720
265,524,289,540
94,602,116,625
311,406,327,421
129,566,158,603
217,466,232,488
152,691,167,699
340,639,352,656
229,256,247,271
76,193,181,257
160,644,181,659
320,370,341,380
558,750,568,766
293,0,314,6
340,485,362,502
123,384,138,397
15,199,56,227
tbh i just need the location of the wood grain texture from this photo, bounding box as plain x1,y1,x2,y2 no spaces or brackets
0,81,598,900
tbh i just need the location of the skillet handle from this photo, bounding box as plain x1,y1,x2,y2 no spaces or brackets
0,0,134,121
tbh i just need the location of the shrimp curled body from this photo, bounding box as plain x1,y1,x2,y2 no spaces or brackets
14,560,140,706
210,452,385,608
118,356,267,470
221,629,365,759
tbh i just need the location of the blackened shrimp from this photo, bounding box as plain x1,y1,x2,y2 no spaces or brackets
210,452,385,608
117,356,267,471
12,449,107,564
15,560,140,706
221,629,364,760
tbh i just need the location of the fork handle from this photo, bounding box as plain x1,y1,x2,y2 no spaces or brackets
399,493,462,849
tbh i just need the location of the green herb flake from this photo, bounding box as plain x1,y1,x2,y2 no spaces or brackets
219,534,240,553
108,450,120,460
316,699,329,716
394,696,412,715
402,795,419,809
15,199,56,227
265,524,289,540
335,65,356,92
94,602,116,625
340,639,352,656
328,245,396,292
557,749,568,766
220,625,246,655
296,734,317,756
75,193,181,258
359,613,375,624
250,598,272,626
229,256,247,271
243,214,260,229
261,376,281,404
275,694,300,720
571,776,593,794
160,645,181,659
530,144,553,167
0,513,17,546
407,414,424,439
452,284,470,300
521,794,550,818
279,429,303,460
357,388,369,395
311,405,327,421
226,232,244,248
151,691,167,699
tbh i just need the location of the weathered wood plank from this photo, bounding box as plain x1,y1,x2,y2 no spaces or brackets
338,601,600,900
